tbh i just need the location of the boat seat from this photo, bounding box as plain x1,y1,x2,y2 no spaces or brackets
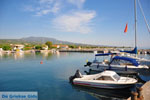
96,76,114,81
96,77,104,80
120,63,133,66
103,59,109,64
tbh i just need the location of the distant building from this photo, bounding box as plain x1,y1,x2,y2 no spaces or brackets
78,46,81,50
13,44,24,51
52,44,68,49
42,45,48,50
52,44,60,49
103,50,108,53
0,48,3,51
60,45,68,49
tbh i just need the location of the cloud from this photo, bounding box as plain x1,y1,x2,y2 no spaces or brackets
25,0,61,16
51,2,60,13
36,0,61,16
24,0,97,34
67,0,85,8
53,11,96,34
24,0,86,16
39,0,54,4
24,5,35,12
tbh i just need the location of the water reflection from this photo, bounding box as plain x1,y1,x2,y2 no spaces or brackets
72,85,131,100
0,52,3,59
0,52,78,63
13,52,24,60
0,51,56,61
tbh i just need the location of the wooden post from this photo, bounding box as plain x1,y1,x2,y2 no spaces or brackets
137,87,144,100
131,92,138,100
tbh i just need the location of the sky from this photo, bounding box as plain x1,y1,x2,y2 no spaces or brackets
0,0,150,48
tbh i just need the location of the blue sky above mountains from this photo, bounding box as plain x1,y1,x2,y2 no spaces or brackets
0,0,150,48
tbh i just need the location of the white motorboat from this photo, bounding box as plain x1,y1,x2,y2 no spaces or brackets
71,70,137,89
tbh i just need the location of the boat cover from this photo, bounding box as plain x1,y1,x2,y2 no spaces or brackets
110,56,139,66
95,53,116,56
120,47,137,54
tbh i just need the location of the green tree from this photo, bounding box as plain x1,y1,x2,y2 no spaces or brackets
2,45,11,50
35,45,42,50
69,45,74,49
69,45,78,49
0,44,3,48
23,45,33,50
45,41,52,49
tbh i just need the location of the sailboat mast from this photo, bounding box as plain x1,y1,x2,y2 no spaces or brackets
134,0,137,48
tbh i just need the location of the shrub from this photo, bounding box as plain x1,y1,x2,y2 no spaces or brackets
45,41,52,49
35,45,42,50
2,45,11,50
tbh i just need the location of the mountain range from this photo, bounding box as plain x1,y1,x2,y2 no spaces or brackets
0,36,100,47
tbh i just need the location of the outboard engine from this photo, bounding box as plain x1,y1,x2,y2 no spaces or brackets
69,75,76,84
69,69,82,84
84,62,92,67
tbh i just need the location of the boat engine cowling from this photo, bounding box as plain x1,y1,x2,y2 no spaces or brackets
69,75,76,84
84,62,92,67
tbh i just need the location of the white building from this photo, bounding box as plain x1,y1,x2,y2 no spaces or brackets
0,48,3,51
42,45,48,50
13,44,24,51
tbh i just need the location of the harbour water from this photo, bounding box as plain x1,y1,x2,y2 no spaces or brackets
0,52,150,100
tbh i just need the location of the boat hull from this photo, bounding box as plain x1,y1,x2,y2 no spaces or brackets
89,64,148,74
72,85,131,99
140,61,150,67
73,81,134,89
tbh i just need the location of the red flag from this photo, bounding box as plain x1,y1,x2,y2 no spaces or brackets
124,23,128,33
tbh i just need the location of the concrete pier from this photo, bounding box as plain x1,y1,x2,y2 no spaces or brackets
128,81,150,100
59,49,150,54
59,49,105,53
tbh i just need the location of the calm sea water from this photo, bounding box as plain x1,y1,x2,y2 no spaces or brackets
0,52,149,100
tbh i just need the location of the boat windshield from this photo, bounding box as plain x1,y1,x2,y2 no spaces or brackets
113,74,120,81
96,76,114,81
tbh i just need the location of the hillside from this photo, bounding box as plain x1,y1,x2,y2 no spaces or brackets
0,36,96,46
